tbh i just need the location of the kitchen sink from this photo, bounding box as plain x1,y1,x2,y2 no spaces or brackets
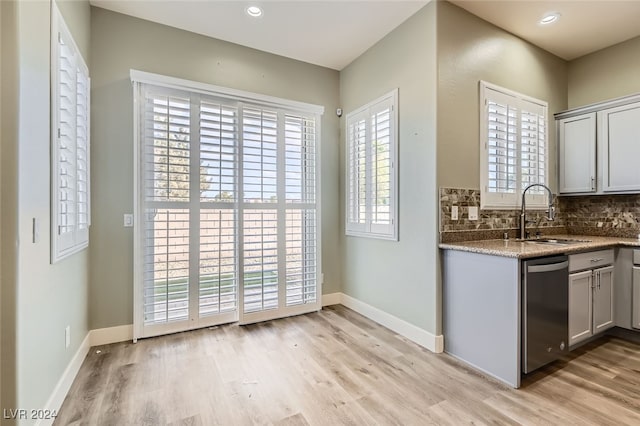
516,238,591,246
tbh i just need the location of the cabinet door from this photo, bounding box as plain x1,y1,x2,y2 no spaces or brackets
633,266,640,330
593,266,615,333
601,102,640,192
569,270,593,346
558,113,596,194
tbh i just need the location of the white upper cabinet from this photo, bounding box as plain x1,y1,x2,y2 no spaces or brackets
600,102,640,192
556,93,640,195
558,113,596,194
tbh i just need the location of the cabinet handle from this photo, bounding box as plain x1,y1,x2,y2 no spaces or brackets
590,258,604,263
591,176,595,190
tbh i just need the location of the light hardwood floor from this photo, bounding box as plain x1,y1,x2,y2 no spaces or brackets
55,305,640,425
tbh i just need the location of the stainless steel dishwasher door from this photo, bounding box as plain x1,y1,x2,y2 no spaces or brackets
523,255,569,374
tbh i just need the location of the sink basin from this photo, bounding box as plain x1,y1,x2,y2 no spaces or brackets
517,238,591,246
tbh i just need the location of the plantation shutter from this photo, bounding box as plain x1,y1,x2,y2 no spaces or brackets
51,4,90,262
199,100,239,316
56,30,77,248
133,71,323,339
481,83,548,209
284,114,317,306
76,60,91,237
486,97,517,195
142,91,192,325
369,99,393,236
345,89,398,240
520,107,547,191
347,111,367,235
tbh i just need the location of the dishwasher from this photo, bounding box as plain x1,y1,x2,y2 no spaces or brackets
522,255,569,374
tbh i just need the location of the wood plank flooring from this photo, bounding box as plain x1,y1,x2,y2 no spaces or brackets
55,305,640,425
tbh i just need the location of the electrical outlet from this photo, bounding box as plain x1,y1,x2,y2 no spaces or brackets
468,206,479,221
451,206,459,220
65,326,71,348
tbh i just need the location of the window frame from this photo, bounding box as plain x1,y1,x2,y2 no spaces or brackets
51,3,91,263
479,81,548,210
345,89,399,241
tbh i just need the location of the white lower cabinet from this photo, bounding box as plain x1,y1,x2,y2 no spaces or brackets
568,251,615,347
593,266,615,333
569,270,593,345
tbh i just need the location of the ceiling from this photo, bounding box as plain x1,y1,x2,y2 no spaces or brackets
90,0,429,70
90,1,640,70
448,0,640,60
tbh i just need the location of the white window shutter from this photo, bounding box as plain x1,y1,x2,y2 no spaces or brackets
346,111,368,235
132,75,322,338
346,89,398,240
76,62,90,238
480,82,548,210
51,4,90,262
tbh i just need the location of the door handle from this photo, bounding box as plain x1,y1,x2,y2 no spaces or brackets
528,261,569,273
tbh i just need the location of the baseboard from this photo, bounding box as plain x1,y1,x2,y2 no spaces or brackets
89,324,133,346
321,292,342,306
35,333,91,426
338,292,444,353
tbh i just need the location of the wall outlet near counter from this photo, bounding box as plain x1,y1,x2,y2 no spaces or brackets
451,206,459,220
468,206,478,221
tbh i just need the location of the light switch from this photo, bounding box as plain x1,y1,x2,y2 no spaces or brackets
468,206,479,221
451,206,459,220
124,214,134,227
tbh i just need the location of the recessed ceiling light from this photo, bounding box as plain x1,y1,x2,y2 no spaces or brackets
539,12,560,25
246,6,263,18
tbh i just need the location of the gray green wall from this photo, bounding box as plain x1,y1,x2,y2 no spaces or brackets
89,8,341,329
437,1,568,192
339,3,439,335
2,0,91,420
568,35,640,108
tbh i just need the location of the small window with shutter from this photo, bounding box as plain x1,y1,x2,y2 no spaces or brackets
480,82,548,210
51,4,90,262
345,89,398,240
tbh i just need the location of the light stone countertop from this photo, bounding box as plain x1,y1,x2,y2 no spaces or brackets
439,234,640,259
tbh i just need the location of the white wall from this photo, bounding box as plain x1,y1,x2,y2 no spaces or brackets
340,3,440,339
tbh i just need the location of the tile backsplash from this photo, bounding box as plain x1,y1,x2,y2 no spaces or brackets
561,194,640,238
440,187,640,242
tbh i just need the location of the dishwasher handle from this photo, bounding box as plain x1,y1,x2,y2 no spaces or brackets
527,261,569,273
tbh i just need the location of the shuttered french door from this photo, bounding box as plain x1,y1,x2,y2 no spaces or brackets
133,78,321,340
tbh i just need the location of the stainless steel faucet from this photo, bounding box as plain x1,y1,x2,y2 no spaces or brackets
520,183,555,240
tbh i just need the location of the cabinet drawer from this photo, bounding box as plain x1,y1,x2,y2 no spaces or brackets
569,249,614,272
634,249,640,265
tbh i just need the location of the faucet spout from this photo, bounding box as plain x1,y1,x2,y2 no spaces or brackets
520,183,555,240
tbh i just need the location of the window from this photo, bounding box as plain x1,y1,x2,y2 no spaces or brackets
345,89,398,240
132,71,322,339
51,4,90,263
480,81,548,210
